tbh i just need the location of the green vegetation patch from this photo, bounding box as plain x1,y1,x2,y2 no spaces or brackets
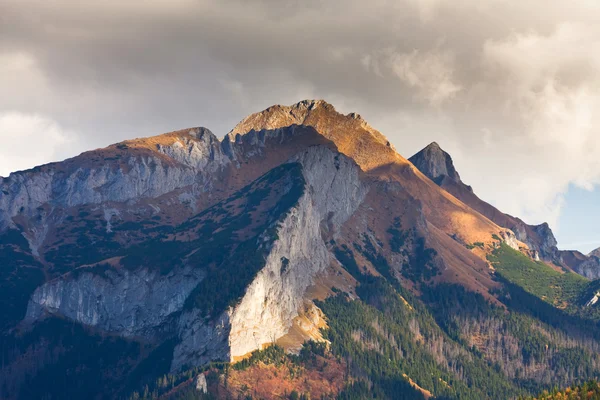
488,243,588,310
423,283,600,391
319,277,521,400
232,344,288,371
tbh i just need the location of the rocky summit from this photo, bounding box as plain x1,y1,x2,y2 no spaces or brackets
2,100,600,400
408,142,463,185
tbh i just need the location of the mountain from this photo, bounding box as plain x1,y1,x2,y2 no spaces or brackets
2,100,600,400
409,141,600,278
409,142,558,261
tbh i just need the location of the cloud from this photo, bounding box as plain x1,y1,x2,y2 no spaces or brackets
1,0,600,247
0,112,77,177
467,23,600,226
390,49,461,105
360,47,461,105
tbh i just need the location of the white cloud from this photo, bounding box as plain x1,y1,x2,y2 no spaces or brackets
0,112,76,177
469,23,600,227
389,49,462,105
361,48,462,105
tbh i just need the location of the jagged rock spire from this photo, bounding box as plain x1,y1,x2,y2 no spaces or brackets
408,142,461,184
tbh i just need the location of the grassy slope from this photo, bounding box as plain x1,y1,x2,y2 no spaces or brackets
489,243,589,310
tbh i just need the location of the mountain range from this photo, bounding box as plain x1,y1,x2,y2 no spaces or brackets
2,100,600,399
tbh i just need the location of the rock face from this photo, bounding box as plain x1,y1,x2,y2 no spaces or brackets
408,142,463,186
228,147,367,358
24,264,205,338
0,128,227,224
522,223,558,258
572,255,600,280
585,291,600,307
195,374,208,393
171,147,367,370
0,128,233,258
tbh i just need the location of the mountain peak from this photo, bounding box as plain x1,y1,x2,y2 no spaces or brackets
229,99,343,137
426,141,442,150
409,141,461,184
118,127,218,151
228,100,405,172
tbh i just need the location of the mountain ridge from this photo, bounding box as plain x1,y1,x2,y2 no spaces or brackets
408,140,600,278
2,99,600,400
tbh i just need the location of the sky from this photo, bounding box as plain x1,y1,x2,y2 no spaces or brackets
1,0,599,253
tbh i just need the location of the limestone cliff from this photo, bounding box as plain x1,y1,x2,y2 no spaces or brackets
173,146,367,370
21,146,367,372
24,263,205,338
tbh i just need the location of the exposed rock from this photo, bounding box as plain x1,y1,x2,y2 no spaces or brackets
195,374,208,393
530,223,558,257
24,264,205,338
156,128,230,170
500,230,520,251
229,148,367,357
408,142,462,185
0,128,230,253
572,256,600,280
171,147,367,370
585,291,600,307
172,309,231,368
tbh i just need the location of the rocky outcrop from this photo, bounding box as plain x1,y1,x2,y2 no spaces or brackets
500,230,521,251
509,222,558,260
171,147,368,370
228,147,367,357
155,128,230,170
572,255,600,280
195,374,208,393
24,263,205,338
408,142,463,186
585,291,600,307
